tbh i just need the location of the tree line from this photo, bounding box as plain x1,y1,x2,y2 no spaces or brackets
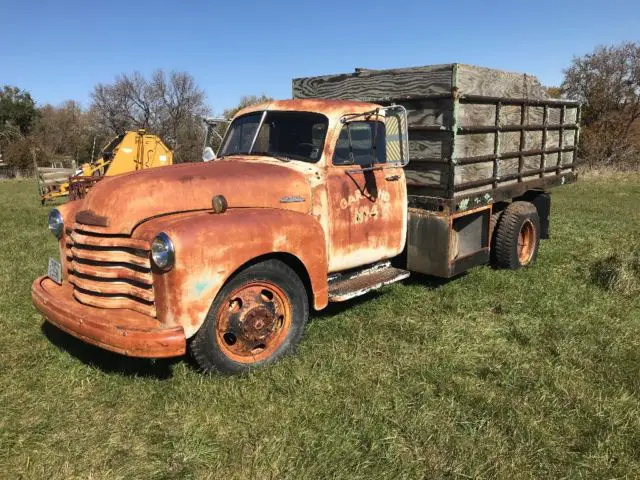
0,70,272,171
1,41,638,171
561,41,640,168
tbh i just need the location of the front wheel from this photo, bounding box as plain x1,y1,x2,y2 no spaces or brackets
189,259,309,374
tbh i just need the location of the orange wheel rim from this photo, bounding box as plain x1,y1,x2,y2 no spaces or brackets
215,281,292,364
517,220,536,265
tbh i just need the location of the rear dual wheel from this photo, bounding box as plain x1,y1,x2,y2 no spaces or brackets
492,201,540,269
189,259,308,374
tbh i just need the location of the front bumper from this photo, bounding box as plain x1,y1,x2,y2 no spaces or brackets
32,276,186,358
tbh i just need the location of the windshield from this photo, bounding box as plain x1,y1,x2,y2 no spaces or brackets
219,111,329,163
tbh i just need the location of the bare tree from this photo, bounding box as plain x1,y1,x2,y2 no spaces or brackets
35,101,89,163
151,70,209,159
91,82,133,133
89,70,210,162
562,42,640,166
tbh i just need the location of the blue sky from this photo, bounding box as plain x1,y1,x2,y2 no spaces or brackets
1,0,637,114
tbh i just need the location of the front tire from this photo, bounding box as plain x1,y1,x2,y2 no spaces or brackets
189,259,309,374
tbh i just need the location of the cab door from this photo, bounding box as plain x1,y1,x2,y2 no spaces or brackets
326,117,407,272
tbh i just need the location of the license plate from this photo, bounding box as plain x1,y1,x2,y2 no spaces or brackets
48,257,62,284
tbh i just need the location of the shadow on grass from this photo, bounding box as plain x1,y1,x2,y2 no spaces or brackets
403,271,460,288
40,272,459,375
41,322,183,379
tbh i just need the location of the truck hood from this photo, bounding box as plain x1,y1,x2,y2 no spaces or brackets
76,158,312,234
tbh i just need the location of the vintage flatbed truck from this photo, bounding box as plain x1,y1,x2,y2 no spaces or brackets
32,64,580,373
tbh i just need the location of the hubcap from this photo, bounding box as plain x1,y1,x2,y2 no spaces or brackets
215,282,291,363
517,220,536,265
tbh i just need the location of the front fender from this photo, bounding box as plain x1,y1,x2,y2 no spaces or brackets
134,208,328,338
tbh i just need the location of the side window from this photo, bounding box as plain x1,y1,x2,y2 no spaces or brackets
332,121,387,166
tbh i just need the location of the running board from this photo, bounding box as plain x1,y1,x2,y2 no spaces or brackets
328,262,410,302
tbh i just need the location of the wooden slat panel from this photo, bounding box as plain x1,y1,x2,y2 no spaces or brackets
401,99,452,127
408,130,451,159
458,103,496,126
293,63,580,197
546,131,560,149
524,130,543,151
455,162,494,186
292,64,453,101
455,133,494,158
405,164,448,188
456,64,549,99
500,131,522,153
564,107,578,123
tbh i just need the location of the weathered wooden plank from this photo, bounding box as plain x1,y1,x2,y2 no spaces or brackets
498,158,520,177
500,131,521,154
548,108,562,124
564,130,576,147
499,105,522,125
455,161,494,185
547,131,560,149
292,64,453,101
565,107,578,124
401,99,452,127
408,130,451,159
405,164,448,188
458,103,495,126
524,130,543,151
546,152,560,167
523,155,542,172
456,64,549,99
38,168,73,186
561,151,574,165
454,133,494,158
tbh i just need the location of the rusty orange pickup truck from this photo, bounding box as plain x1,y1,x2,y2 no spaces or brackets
32,66,580,373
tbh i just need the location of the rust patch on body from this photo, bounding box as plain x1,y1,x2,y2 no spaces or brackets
76,209,109,227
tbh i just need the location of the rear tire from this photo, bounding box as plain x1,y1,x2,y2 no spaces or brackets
492,201,540,269
189,259,309,374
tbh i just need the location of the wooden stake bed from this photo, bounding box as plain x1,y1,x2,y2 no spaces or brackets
293,64,580,200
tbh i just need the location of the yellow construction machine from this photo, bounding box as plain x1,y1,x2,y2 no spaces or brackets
38,130,173,204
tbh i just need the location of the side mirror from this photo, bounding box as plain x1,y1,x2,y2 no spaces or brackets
382,105,409,167
202,147,216,162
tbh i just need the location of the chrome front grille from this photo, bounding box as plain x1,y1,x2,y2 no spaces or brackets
65,224,156,317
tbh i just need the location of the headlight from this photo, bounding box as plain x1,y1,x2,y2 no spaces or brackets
151,232,175,271
48,209,64,238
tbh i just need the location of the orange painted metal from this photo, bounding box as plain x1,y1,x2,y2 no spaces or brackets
325,166,407,272
133,208,328,338
214,281,292,363
32,277,185,357
32,99,409,358
517,220,536,265
77,160,312,234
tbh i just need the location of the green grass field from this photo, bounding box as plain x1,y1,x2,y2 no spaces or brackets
1,176,639,479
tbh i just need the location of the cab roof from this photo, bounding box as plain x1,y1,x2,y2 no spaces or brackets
234,98,382,120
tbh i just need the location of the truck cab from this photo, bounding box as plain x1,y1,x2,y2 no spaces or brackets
32,100,415,373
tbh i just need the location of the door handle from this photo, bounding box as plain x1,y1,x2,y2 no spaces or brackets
385,174,400,181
